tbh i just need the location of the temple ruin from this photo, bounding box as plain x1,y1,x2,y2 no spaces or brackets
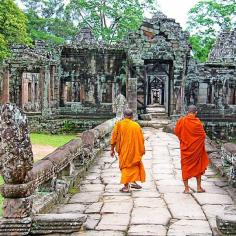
0,11,235,137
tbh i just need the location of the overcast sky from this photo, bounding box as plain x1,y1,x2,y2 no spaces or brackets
157,0,199,29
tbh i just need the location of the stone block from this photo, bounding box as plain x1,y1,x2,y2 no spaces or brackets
3,197,33,218
0,217,31,236
96,214,130,231
31,213,86,234
128,224,167,236
131,207,171,225
216,206,236,235
168,219,212,236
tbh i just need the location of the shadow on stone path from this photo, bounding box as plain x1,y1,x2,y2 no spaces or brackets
51,128,234,236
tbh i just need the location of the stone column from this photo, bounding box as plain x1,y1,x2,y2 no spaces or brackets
80,84,85,104
127,78,137,119
21,72,28,109
0,104,34,235
40,66,51,116
59,80,66,107
2,67,10,104
39,67,45,111
50,65,55,102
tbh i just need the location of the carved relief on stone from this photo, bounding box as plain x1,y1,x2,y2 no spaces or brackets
112,93,128,119
0,104,33,184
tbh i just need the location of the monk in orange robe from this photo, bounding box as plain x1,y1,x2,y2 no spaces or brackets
174,105,209,193
111,109,146,192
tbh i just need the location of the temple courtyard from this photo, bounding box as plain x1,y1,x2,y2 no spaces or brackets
49,128,234,236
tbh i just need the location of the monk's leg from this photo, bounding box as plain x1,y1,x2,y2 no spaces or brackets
183,179,190,193
196,175,205,192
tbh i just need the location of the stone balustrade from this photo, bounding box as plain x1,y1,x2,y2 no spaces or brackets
0,104,116,235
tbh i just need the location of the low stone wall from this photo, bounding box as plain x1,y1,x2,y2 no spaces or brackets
0,104,117,235
27,116,107,134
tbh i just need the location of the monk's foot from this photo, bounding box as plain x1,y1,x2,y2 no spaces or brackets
183,190,191,194
197,187,206,193
183,188,191,194
120,185,130,193
131,182,142,189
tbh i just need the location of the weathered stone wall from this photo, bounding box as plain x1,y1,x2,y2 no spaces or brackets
185,28,236,140
127,12,191,115
0,104,117,235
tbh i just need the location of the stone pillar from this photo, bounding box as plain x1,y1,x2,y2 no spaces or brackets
2,68,10,104
91,55,96,74
80,84,85,104
39,67,45,111
0,104,34,235
59,80,66,107
40,66,51,116
49,65,55,102
21,73,28,109
127,78,137,118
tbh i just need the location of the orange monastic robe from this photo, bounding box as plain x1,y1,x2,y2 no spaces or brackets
111,118,146,184
174,114,209,181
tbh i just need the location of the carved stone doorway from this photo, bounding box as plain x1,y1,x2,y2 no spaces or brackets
130,59,172,115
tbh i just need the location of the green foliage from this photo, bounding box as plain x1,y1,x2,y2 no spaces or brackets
30,133,76,147
21,0,77,44
61,120,76,133
66,0,157,43
0,0,31,61
187,0,236,62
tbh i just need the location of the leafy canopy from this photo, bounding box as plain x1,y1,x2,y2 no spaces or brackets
58,0,156,43
21,0,77,44
0,0,31,61
186,0,236,62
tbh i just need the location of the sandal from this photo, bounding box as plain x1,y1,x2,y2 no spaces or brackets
119,186,130,193
131,182,142,189
197,188,206,193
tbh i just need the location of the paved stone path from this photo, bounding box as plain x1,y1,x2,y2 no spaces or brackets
53,128,234,236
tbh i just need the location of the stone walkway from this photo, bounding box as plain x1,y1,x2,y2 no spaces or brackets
53,128,234,236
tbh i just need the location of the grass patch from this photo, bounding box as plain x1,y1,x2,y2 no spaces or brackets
30,133,76,147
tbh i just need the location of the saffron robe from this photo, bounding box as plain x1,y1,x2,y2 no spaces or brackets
174,114,209,181
111,118,146,184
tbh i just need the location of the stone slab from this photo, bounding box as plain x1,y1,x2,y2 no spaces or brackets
168,203,206,220
164,193,196,205
103,196,132,202
132,191,161,198
158,185,184,193
101,202,133,214
55,204,86,214
85,202,103,214
167,219,212,236
134,198,166,208
96,214,130,231
131,207,171,226
69,193,101,204
84,214,100,230
193,193,233,205
75,231,125,236
128,224,167,236
80,184,105,192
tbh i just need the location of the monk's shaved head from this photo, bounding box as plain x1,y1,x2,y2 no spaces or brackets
123,108,133,118
188,105,197,113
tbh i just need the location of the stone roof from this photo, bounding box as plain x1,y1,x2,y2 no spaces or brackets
208,29,236,64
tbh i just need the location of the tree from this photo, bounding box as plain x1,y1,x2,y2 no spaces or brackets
66,0,157,43
186,0,236,62
21,0,77,44
0,0,31,61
